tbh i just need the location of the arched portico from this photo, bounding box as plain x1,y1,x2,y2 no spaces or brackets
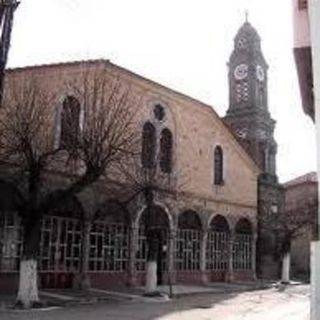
39,196,85,288
134,204,172,285
232,217,255,280
206,215,230,281
133,201,174,231
86,200,130,288
90,201,130,271
176,210,202,283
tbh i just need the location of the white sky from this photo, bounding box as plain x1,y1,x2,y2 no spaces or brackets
7,0,316,183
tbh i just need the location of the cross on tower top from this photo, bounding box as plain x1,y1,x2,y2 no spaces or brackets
245,10,249,23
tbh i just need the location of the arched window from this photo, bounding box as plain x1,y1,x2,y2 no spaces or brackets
214,146,223,185
259,143,267,172
60,96,80,148
160,128,173,173
141,122,156,168
153,104,165,121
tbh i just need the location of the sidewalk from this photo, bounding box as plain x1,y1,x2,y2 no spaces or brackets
0,289,126,310
99,280,273,298
0,281,276,310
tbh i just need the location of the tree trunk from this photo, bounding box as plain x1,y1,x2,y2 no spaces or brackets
16,259,39,308
281,251,291,284
16,215,41,308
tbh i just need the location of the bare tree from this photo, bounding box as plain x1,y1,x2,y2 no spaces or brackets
0,68,139,308
260,197,317,284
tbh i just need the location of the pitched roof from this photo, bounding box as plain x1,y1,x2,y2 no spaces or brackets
283,172,317,188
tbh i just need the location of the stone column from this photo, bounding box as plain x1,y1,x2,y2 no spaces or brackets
200,229,208,284
251,233,257,281
168,228,176,285
226,231,235,282
82,221,91,273
74,220,91,290
127,226,139,286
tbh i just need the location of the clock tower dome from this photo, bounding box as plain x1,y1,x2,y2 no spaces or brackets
224,20,277,178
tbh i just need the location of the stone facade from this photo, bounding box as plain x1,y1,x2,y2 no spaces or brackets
284,172,318,279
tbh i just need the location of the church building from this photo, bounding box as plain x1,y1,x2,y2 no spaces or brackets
0,20,281,291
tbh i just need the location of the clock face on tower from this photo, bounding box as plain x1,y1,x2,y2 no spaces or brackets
256,65,265,82
237,37,248,50
234,64,248,80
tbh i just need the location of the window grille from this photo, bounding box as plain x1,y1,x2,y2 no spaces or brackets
232,234,252,270
136,226,147,271
206,231,229,270
236,82,249,103
39,216,81,272
176,229,201,271
89,222,129,272
0,212,22,271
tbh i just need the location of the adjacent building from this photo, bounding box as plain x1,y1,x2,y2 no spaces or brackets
284,172,318,279
293,0,314,120
292,1,320,318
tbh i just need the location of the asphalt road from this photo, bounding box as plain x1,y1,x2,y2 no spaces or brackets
0,284,309,320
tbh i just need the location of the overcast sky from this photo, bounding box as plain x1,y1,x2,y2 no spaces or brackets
7,0,316,183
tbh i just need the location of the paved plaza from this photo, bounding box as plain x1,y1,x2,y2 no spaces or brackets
0,284,309,320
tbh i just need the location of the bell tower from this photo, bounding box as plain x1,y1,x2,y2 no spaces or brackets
224,20,277,178
224,19,285,279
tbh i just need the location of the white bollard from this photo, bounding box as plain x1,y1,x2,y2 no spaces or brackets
281,252,291,284
145,261,157,294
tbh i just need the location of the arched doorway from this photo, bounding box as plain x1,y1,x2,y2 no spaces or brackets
233,218,253,271
137,205,170,285
206,215,230,281
176,210,202,281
